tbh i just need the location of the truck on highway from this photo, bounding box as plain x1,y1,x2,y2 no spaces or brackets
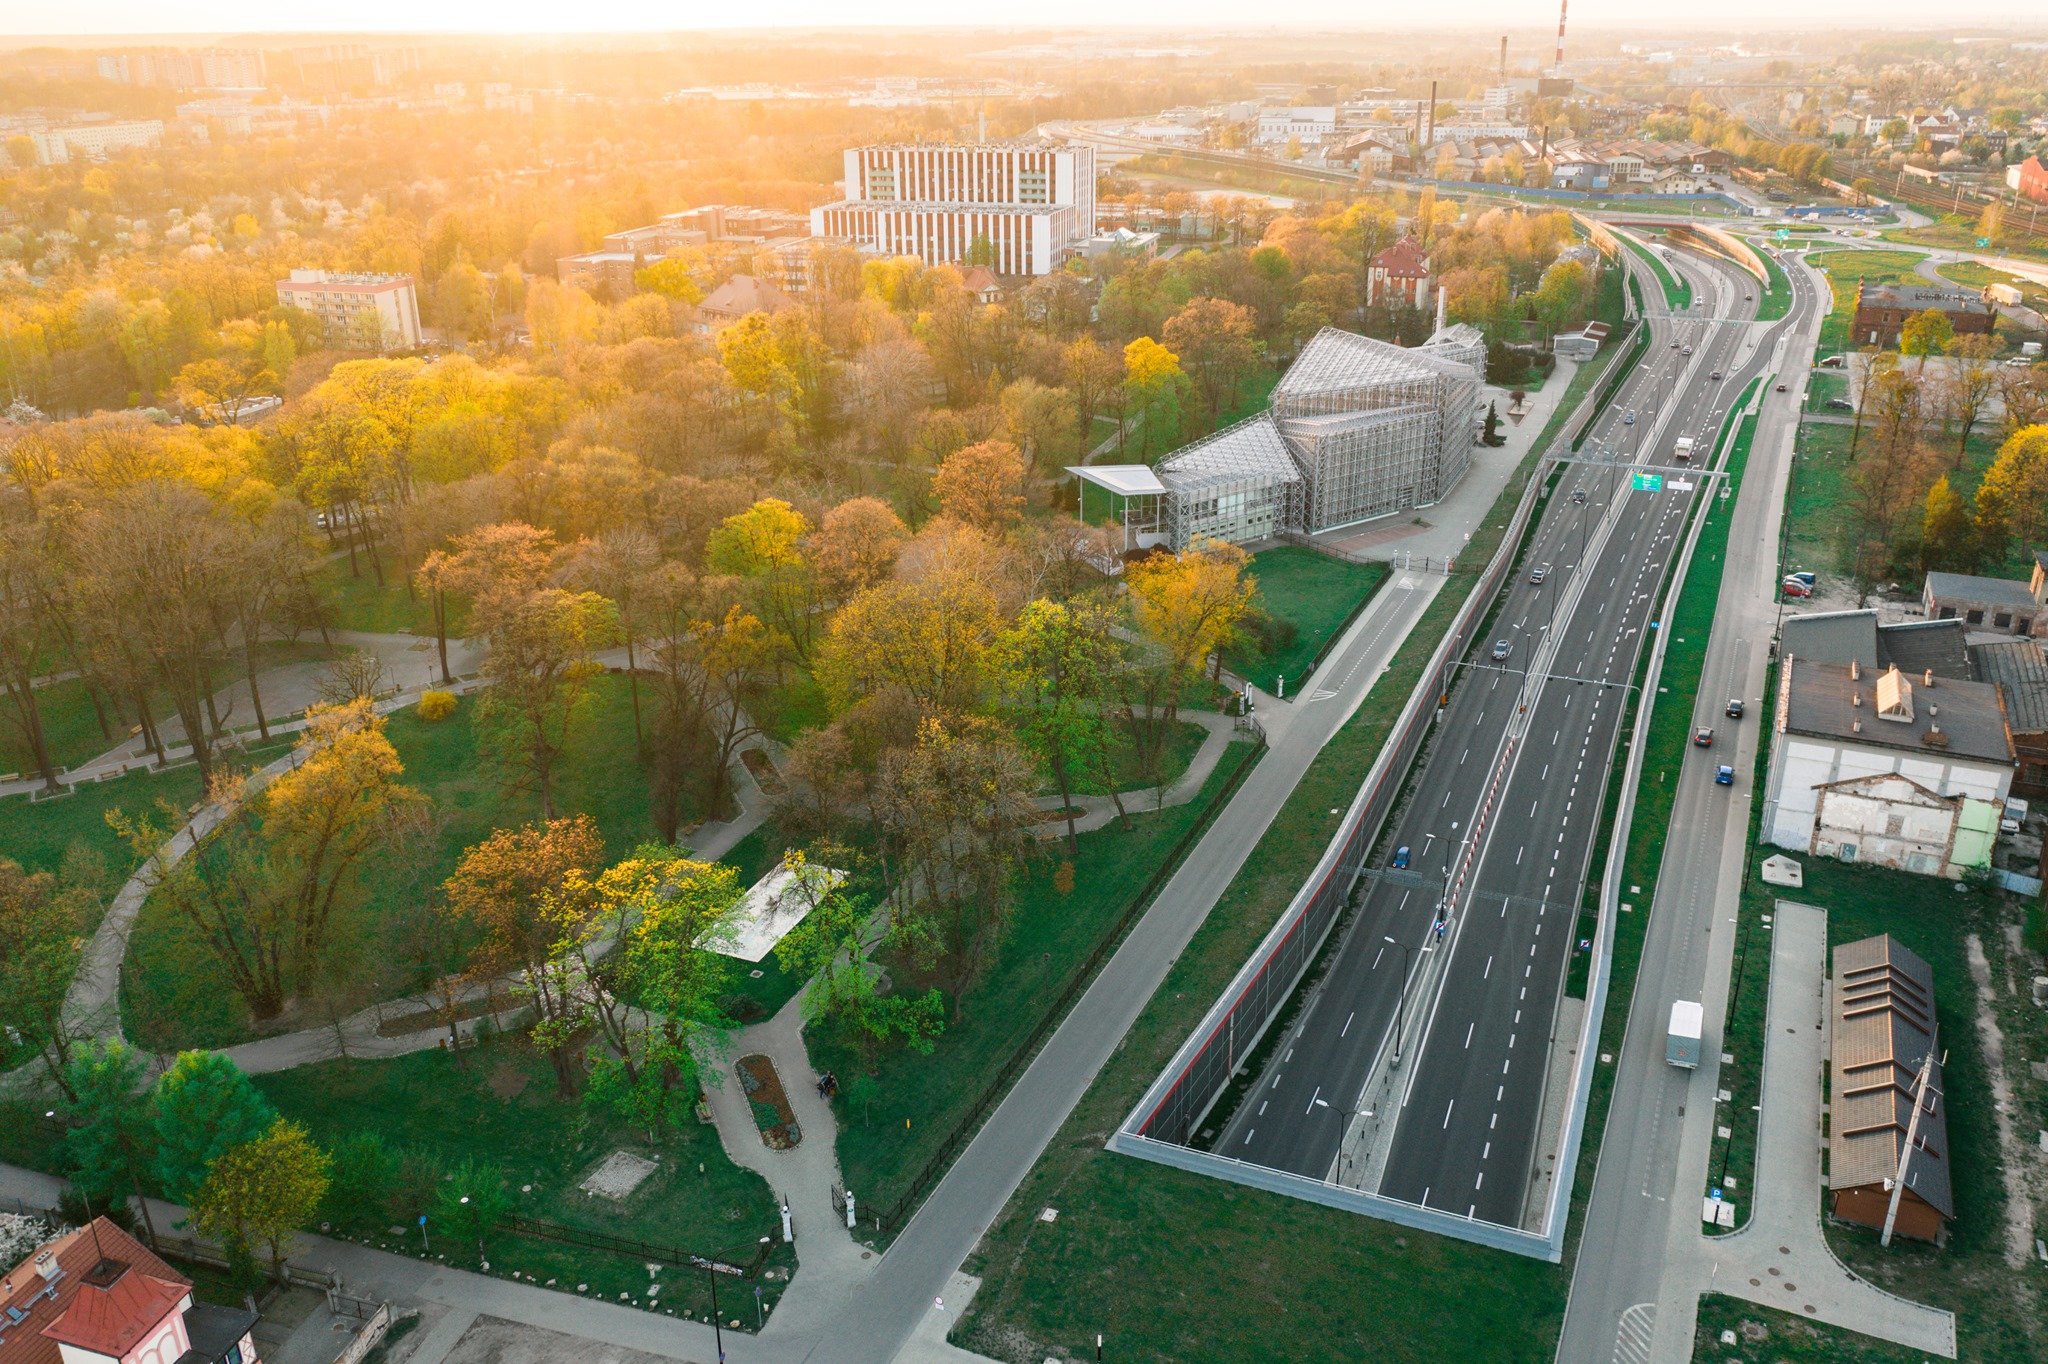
1666,1000,1703,1069
1673,437,1696,462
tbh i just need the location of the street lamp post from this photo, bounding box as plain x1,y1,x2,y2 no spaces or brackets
1384,934,1414,1066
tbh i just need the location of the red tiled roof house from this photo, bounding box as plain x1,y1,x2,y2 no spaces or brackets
0,1218,258,1364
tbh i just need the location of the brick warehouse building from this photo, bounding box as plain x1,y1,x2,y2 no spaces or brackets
1849,281,1995,349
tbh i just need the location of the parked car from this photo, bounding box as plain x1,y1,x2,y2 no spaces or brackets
1787,571,1816,586
1781,578,1813,599
1492,639,1512,661
1825,397,1854,411
1714,765,1735,786
1392,845,1411,869
1726,698,1745,719
1531,563,1550,584
1694,726,1715,747
1819,354,1845,368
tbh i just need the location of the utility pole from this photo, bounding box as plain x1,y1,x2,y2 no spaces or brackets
1880,1035,1941,1248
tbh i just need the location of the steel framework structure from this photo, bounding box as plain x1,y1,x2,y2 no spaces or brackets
1159,413,1304,547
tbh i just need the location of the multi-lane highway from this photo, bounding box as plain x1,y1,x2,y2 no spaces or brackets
1209,240,1799,1228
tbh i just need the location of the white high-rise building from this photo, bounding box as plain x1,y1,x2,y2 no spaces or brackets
809,142,1095,277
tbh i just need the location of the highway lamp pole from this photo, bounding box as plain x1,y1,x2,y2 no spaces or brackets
1384,935,1414,1067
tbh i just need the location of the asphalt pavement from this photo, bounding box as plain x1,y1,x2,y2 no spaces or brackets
1209,243,1800,1232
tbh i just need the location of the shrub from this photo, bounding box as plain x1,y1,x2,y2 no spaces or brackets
417,690,458,721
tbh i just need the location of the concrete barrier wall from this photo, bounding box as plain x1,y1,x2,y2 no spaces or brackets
1108,1132,1562,1259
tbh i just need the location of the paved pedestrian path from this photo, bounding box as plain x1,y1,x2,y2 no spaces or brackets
1680,900,1956,1358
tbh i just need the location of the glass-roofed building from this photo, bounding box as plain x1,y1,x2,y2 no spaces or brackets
1069,325,1484,552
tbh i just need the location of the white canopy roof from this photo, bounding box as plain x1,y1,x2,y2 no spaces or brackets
1066,464,1169,497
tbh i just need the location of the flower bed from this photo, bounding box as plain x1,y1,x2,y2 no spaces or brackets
736,1054,801,1149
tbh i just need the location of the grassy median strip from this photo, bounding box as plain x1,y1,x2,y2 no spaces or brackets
1749,242,1793,322
1617,229,1692,310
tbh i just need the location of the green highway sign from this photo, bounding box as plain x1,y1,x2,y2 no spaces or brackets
1774,228,1790,240
1976,238,1991,248
1632,472,1663,492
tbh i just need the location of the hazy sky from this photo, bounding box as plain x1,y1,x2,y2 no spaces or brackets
9,1,2047,38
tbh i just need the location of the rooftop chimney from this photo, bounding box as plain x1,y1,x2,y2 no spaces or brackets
1924,669,1934,687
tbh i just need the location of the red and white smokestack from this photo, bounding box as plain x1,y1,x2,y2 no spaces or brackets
1555,0,1568,75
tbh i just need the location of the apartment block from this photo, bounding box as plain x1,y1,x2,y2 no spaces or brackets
274,269,422,351
29,120,164,164
809,142,1095,277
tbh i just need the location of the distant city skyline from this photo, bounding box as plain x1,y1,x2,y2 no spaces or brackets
7,2,2048,39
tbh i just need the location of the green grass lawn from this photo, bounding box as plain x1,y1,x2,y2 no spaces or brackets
1690,1295,1931,1363
1750,244,1793,322
0,764,212,880
1787,857,2043,1363
1802,370,1848,412
1883,217,2048,264
817,742,1258,1237
254,1037,792,1324
120,675,708,1051
311,554,469,637
1809,249,1927,353
1937,259,2048,308
1225,547,1388,694
1784,419,2022,584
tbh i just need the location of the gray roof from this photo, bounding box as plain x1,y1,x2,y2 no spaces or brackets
1879,618,1972,680
1829,935,1953,1222
1924,570,2040,610
1778,611,1971,680
1856,281,1992,317
1780,610,1879,670
1781,657,2013,764
1972,638,2048,733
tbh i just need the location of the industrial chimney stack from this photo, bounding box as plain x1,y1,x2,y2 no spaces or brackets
1555,0,1569,76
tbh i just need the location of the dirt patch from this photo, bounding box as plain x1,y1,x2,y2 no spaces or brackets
741,747,785,794
1030,806,1087,824
486,1058,530,1102
577,1150,659,1199
736,1053,801,1150
1966,931,2037,1269
440,1314,679,1364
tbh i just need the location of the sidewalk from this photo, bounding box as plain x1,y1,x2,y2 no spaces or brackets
1685,900,1957,1358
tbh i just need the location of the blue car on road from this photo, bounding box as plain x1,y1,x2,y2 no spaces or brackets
1714,765,1735,786
1391,846,1411,869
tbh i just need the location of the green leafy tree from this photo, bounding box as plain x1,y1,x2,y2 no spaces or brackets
191,1120,331,1281
991,597,1127,850
635,258,703,304
61,1042,159,1240
153,1050,278,1203
433,1157,513,1261
1899,309,1953,373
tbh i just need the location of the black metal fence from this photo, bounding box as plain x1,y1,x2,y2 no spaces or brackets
870,731,1267,1233
501,1213,769,1277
